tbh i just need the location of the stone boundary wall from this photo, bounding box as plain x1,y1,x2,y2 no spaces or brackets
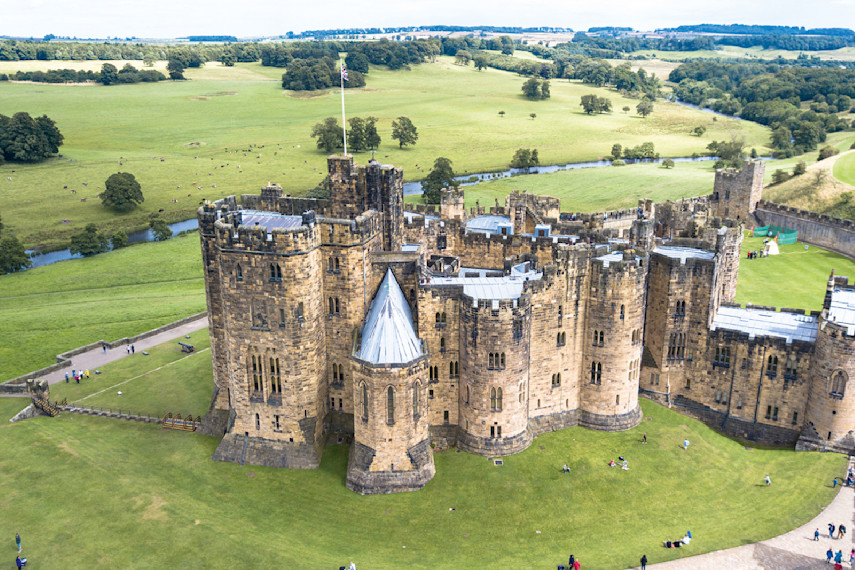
0,311,207,390
754,201,855,260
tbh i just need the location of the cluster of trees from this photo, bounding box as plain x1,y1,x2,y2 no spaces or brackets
771,161,808,184
521,78,550,99
99,172,144,211
282,56,364,90
3,63,167,84
670,61,855,156
0,112,63,163
422,157,458,204
264,38,439,76
706,139,748,169
580,94,612,114
0,39,234,64
99,63,166,84
310,116,417,153
607,142,658,161
510,148,539,169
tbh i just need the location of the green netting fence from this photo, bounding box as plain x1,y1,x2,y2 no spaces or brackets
752,225,798,244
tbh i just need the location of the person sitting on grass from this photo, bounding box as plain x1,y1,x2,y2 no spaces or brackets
16,556,27,568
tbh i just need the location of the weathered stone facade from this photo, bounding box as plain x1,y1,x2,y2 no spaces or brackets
199,156,855,494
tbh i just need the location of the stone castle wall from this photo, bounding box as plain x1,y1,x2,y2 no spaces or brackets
754,201,855,260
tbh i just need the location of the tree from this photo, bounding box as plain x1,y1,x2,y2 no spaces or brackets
311,117,343,153
770,126,793,150
348,117,367,152
100,63,119,85
580,94,611,114
636,100,654,118
818,145,839,161
454,50,471,65
474,56,487,71
662,158,675,169
69,224,109,257
391,116,418,148
345,52,370,74
510,148,539,170
693,126,707,137
610,144,622,160
111,230,128,249
167,59,185,80
364,116,381,150
772,169,789,184
219,51,236,67
0,235,30,274
149,215,171,241
793,161,807,176
498,110,505,118
622,106,630,113
540,80,550,99
521,77,541,99
100,172,143,211
530,113,536,120
143,56,156,67
422,157,458,204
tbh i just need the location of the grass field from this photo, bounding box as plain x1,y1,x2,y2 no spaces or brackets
48,327,212,418
833,149,855,186
0,233,206,381
0,396,844,569
0,57,770,249
735,235,855,311
627,45,855,62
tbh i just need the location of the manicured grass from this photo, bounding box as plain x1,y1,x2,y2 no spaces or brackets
734,235,855,311
0,397,844,569
48,328,212,418
0,233,205,381
0,57,770,249
450,160,717,211
833,149,855,186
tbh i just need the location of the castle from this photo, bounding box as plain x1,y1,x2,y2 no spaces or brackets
197,156,855,494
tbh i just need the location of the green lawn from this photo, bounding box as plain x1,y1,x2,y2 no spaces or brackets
627,45,855,62
0,233,205,381
48,327,212,418
0,396,844,569
833,149,855,186
735,235,855,311
0,57,770,249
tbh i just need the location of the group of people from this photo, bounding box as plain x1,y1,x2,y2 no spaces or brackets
832,467,855,488
825,523,847,540
824,547,853,567
65,369,90,383
15,533,27,568
746,250,766,260
664,530,692,549
560,554,581,569
607,456,630,471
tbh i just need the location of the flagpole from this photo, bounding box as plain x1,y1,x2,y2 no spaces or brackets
340,57,347,156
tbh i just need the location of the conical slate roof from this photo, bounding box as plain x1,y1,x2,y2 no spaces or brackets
356,269,423,365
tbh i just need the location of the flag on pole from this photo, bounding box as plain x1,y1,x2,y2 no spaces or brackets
341,62,349,82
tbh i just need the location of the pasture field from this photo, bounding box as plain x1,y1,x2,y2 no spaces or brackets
0,56,770,249
0,395,844,569
833,148,855,186
735,235,855,311
0,233,206,381
626,45,855,62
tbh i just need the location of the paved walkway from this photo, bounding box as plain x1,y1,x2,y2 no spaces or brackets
636,457,855,569
2,316,208,390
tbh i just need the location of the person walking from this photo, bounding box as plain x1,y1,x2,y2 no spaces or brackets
827,547,834,563
126,346,130,354
131,344,135,354
102,344,106,354
65,372,69,383
640,554,647,570
835,550,843,564
849,548,854,564
838,525,846,539
833,478,839,488
15,533,21,552
765,474,771,486
642,433,647,444
830,523,836,539
683,439,690,451
815,528,821,541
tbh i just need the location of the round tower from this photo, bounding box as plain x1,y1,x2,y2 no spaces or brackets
580,251,646,430
346,269,435,494
799,282,855,453
457,296,532,456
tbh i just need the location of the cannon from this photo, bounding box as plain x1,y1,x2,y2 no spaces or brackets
178,342,195,353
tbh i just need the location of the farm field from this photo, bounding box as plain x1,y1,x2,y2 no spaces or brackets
834,149,855,186
0,395,845,569
0,233,206,381
626,45,855,62
0,57,771,249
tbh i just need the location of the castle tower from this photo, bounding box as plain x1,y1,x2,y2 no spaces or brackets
206,209,328,469
457,295,533,455
580,251,645,430
711,159,764,222
799,282,855,453
347,269,434,494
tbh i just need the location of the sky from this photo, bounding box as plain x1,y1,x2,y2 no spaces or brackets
1,0,855,39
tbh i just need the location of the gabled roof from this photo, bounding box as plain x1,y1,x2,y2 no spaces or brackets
356,269,423,365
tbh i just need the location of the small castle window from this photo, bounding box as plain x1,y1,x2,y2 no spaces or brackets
386,387,395,425
413,381,421,419
269,264,282,282
785,358,797,380
270,358,281,394
329,297,335,315
552,373,561,387
274,415,280,430
255,413,260,430
339,398,342,409
465,385,470,405
616,394,620,406
296,302,303,319
599,331,604,346
443,410,449,423
437,235,447,250
280,308,285,326
236,264,243,282
792,411,798,425
361,383,368,421
558,305,563,322
767,355,778,376
440,337,446,352
831,370,848,398
590,361,602,385
335,298,340,314
765,405,771,420
620,305,625,320
334,257,340,272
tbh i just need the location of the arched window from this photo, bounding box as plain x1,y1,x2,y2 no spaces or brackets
270,358,281,394
334,257,340,272
620,305,625,320
558,305,563,322
413,381,421,419
236,264,243,282
386,387,395,424
335,298,340,314
269,264,276,282
329,297,334,314
785,358,797,379
831,370,848,398
598,331,603,346
450,362,455,377
435,312,441,324
590,361,602,385
490,387,497,410
500,353,505,368
361,383,369,420
767,355,778,375
593,330,598,345
441,312,447,324
250,354,262,392
489,353,495,369
497,388,503,411
440,337,446,351
328,257,334,272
